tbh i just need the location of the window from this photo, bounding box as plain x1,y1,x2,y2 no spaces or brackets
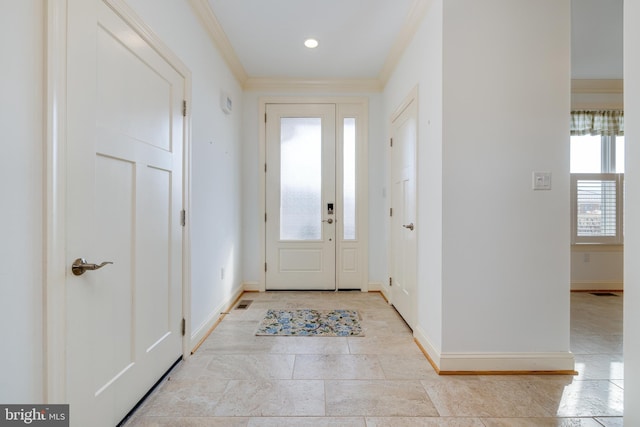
570,134,624,244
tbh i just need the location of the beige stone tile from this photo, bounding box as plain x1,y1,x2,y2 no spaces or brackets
325,380,439,417
610,379,623,389
247,417,366,426
365,417,485,426
166,355,214,381
268,336,351,355
573,354,624,380
480,418,603,427
347,335,423,356
123,291,624,426
422,378,557,417
377,354,439,380
124,416,249,426
213,380,325,416
553,380,624,417
134,379,228,417
570,333,623,355
202,354,295,379
361,318,413,338
594,417,624,427
293,354,385,380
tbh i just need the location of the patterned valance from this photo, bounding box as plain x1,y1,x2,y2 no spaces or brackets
571,110,624,136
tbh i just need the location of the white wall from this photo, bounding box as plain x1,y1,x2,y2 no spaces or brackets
624,0,640,422
120,0,244,343
383,0,444,354
0,1,45,403
571,246,623,290
385,0,571,369
441,0,571,356
241,91,387,287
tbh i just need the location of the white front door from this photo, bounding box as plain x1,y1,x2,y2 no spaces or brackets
265,104,337,289
390,95,418,328
66,1,184,425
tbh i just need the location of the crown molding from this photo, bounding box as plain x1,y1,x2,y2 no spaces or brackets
187,0,248,84
378,0,430,85
572,79,624,94
243,77,383,93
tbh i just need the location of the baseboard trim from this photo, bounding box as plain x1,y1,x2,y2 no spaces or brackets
368,282,389,302
413,326,575,374
242,281,261,292
438,351,575,373
190,286,244,353
571,281,623,291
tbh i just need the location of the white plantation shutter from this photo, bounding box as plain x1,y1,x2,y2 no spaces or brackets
571,174,624,244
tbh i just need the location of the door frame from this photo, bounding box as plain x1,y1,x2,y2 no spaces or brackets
44,0,193,403
258,97,369,292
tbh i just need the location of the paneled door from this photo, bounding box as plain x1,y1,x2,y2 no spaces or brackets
265,104,337,289
390,94,418,328
65,1,185,425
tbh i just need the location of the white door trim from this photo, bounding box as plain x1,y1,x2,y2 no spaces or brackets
44,0,193,404
258,96,369,292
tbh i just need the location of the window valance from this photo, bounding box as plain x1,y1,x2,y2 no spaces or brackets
571,110,624,136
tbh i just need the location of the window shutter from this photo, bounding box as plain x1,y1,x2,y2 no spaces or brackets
572,174,623,244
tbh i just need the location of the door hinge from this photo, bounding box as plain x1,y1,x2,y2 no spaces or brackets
389,277,393,287
265,262,268,272
181,318,186,336
180,209,186,227
265,163,267,173
390,138,393,147
265,213,267,222
182,100,187,117
265,113,267,123
390,208,393,217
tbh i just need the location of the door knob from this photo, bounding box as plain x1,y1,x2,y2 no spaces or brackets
322,218,334,224
71,258,114,276
402,223,414,231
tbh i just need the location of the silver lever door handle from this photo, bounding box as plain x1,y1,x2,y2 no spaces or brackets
322,218,334,224
402,223,414,231
72,258,114,276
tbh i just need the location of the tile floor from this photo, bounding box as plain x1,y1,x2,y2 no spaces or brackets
124,290,624,426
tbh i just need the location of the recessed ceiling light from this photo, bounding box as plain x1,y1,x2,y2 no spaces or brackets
304,38,319,49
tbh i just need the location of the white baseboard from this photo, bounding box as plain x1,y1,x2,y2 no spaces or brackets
571,281,623,291
368,281,389,301
414,325,442,368
242,281,262,292
414,326,575,373
189,286,244,351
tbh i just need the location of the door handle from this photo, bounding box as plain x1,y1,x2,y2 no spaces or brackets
402,223,414,231
71,258,114,276
322,218,334,224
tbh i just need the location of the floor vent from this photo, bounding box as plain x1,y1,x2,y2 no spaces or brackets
235,300,253,310
590,292,618,297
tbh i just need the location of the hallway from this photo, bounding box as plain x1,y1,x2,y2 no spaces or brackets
124,291,623,426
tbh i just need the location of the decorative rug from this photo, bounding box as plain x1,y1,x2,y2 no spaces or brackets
255,309,364,337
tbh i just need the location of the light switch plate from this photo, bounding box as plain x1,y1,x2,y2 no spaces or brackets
532,171,552,190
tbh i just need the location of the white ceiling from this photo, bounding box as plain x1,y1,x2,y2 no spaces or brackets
206,0,416,80
205,0,623,82
571,0,623,79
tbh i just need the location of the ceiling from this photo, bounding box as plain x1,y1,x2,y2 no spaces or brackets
202,0,623,84
571,0,623,79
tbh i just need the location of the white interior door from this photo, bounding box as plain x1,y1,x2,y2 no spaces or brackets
265,104,337,290
390,96,418,328
66,2,184,425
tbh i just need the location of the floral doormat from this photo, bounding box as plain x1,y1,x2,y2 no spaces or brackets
255,309,364,337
